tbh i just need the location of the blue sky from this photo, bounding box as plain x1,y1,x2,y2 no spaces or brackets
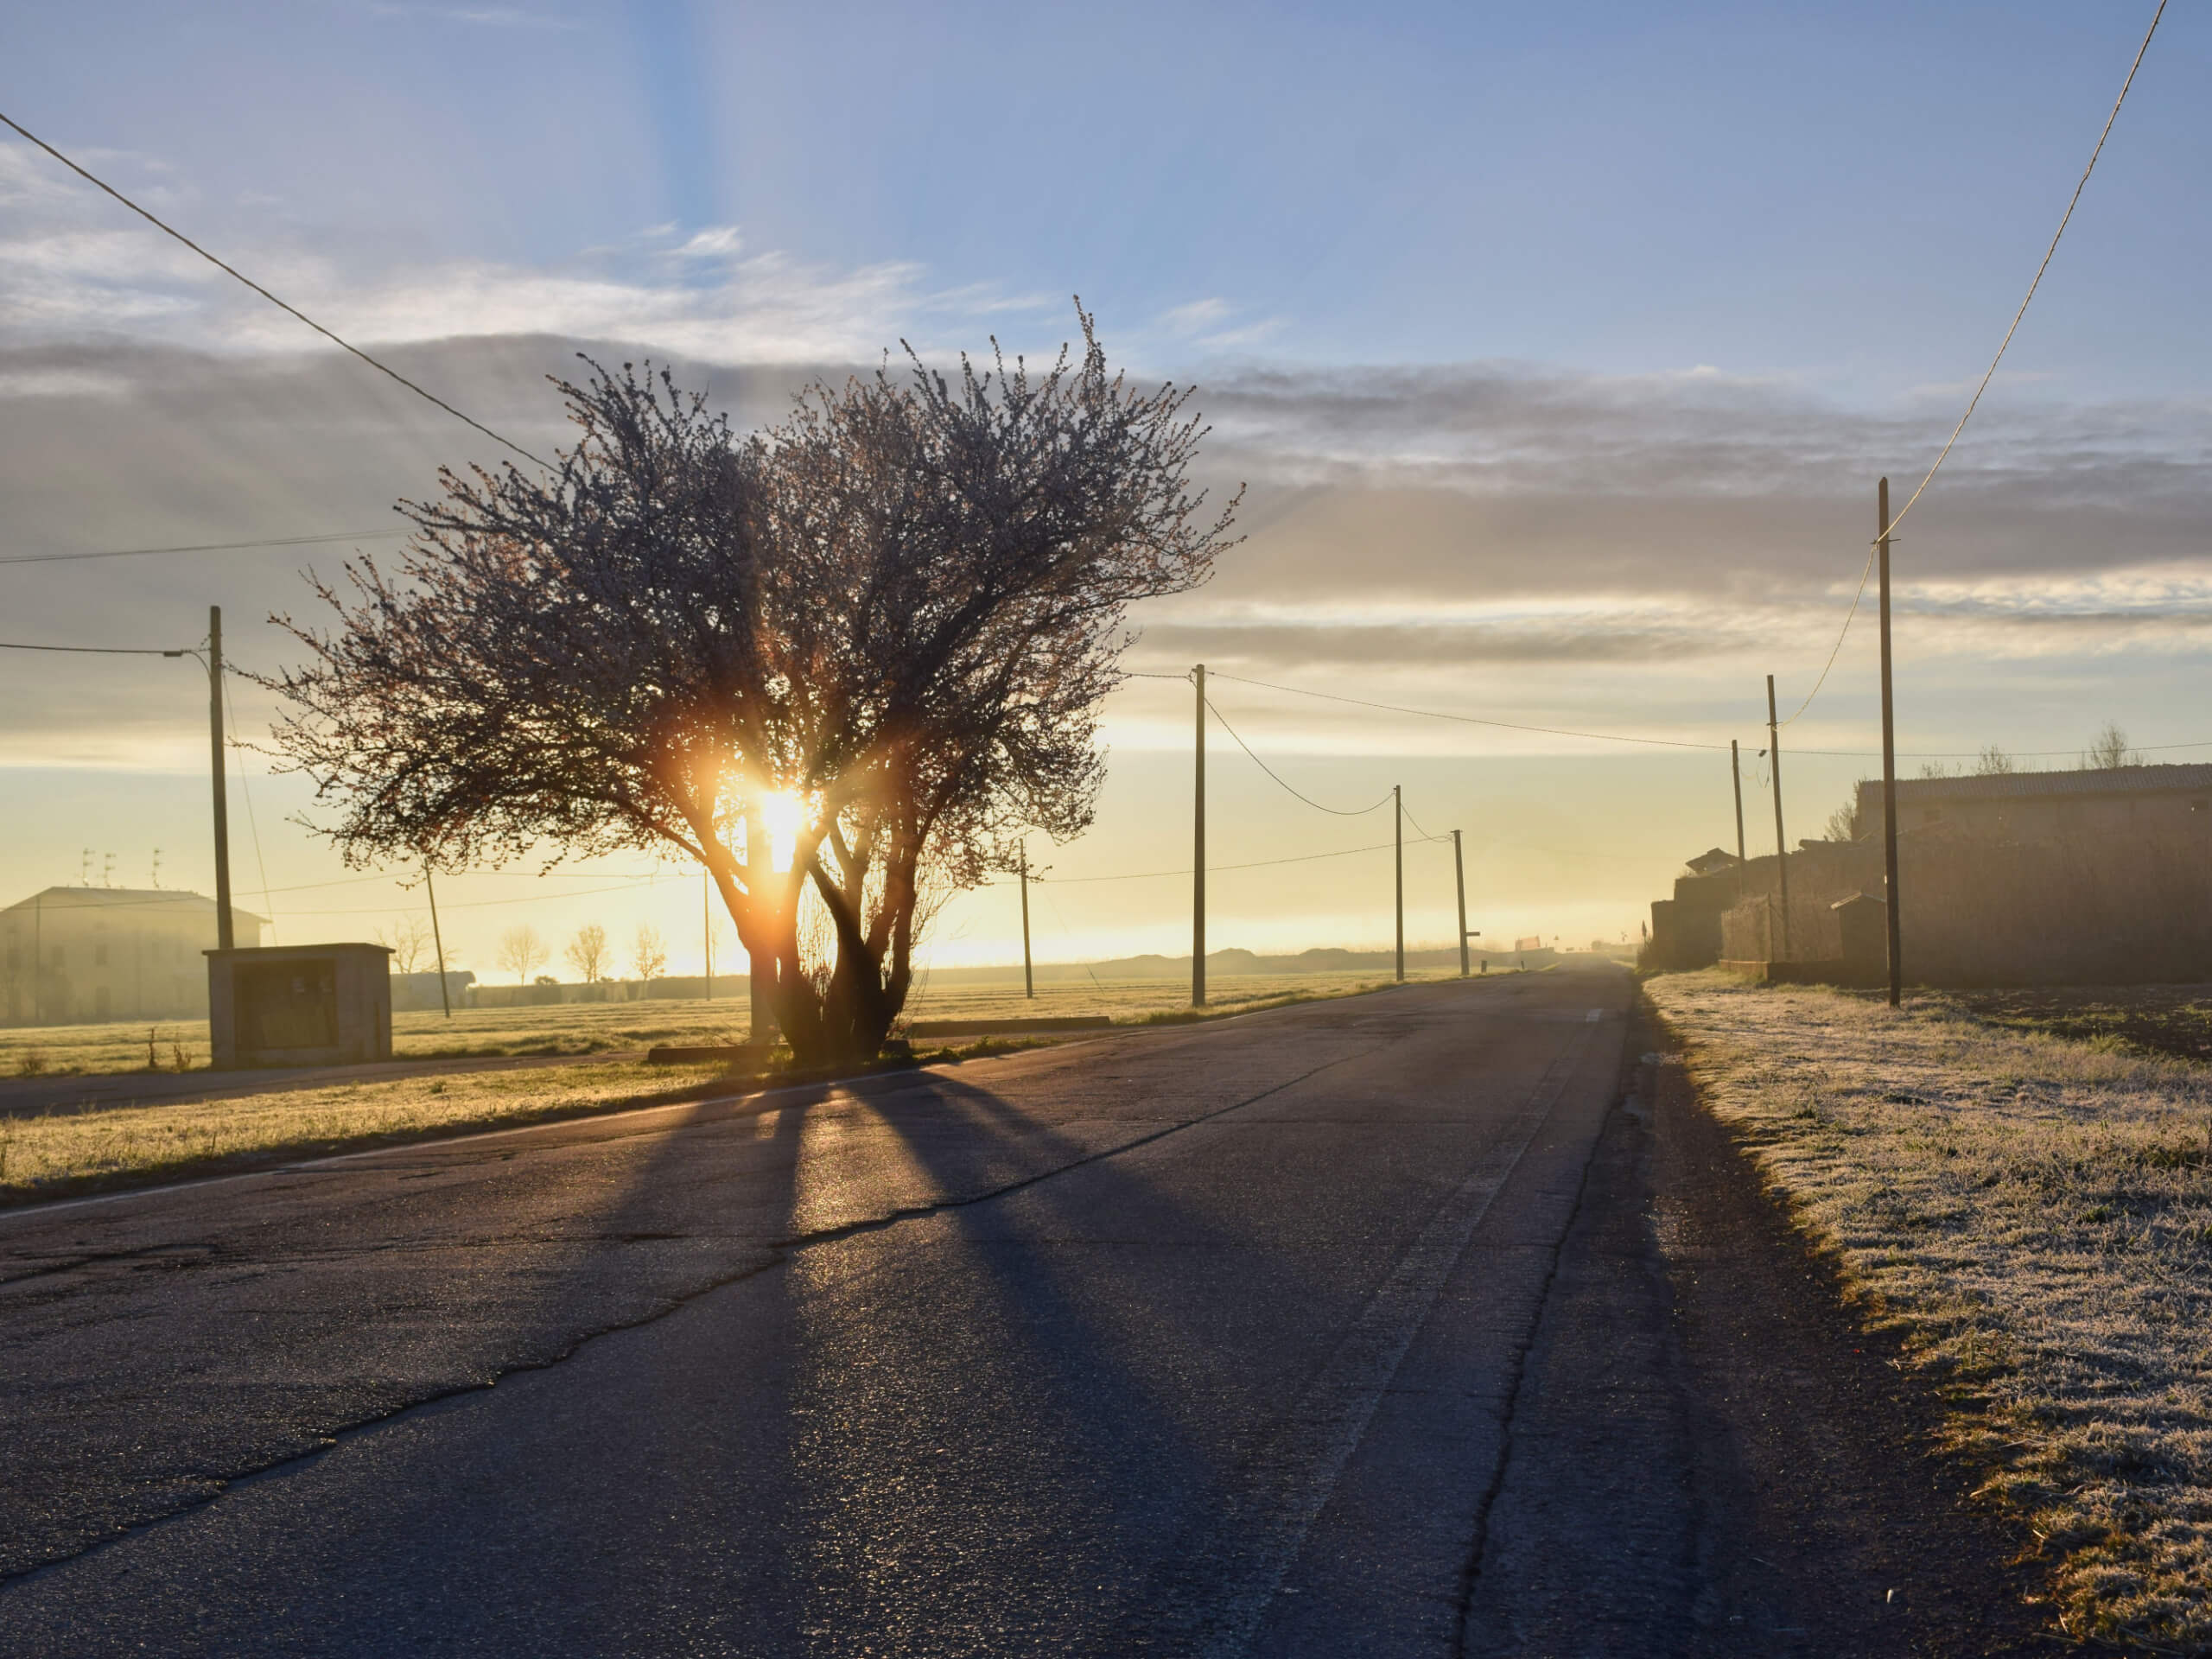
0,1,2205,967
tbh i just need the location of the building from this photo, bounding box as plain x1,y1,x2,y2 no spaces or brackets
1,887,265,1026
1642,764,2212,988
1856,762,2212,842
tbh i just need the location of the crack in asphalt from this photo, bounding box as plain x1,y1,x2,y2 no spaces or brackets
1450,1023,1637,1659
0,1039,1389,1592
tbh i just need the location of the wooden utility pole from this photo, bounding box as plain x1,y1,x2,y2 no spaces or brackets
1192,664,1206,1007
1394,785,1405,983
1452,829,1470,977
1766,674,1790,959
1730,739,1746,864
208,605,234,952
1019,847,1034,999
1878,475,1903,1007
424,859,451,1018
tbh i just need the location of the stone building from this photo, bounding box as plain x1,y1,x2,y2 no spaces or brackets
1855,762,2212,842
0,887,265,1026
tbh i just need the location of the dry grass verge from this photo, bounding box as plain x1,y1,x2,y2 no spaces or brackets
1645,970,2212,1651
0,969,1483,1080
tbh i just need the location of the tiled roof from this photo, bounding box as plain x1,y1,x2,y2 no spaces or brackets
2,886,268,923
1859,763,2212,804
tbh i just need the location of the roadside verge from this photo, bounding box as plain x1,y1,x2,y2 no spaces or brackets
1646,969,2212,1652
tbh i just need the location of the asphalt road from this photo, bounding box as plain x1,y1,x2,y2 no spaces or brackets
1,963,1653,1654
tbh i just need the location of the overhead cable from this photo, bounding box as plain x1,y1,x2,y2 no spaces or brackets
1781,0,2167,726
0,529,410,568
0,639,190,657
0,109,552,471
1205,696,1394,816
1206,671,1733,752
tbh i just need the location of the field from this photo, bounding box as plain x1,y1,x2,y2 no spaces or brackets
1646,969,2212,1650
0,967,1481,1204
0,967,1471,1079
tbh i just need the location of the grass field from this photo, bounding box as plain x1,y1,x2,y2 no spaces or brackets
0,967,1472,1079
0,967,1481,1205
1647,969,2212,1651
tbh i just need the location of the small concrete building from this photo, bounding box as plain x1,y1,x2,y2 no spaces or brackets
2,887,265,1027
207,943,392,1069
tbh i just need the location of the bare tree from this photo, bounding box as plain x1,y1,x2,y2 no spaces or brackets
2082,721,2142,770
267,308,1239,1064
496,924,547,985
632,923,667,984
374,914,435,974
563,922,609,982
1823,785,1866,842
1974,744,2017,776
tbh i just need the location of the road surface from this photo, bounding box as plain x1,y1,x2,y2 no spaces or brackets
0,963,2034,1655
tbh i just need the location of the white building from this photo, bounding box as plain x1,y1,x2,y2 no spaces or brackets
1,887,265,1027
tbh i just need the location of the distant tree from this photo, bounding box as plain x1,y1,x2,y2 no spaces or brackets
631,922,668,984
374,914,435,974
496,924,547,985
1823,785,1866,842
2082,721,2142,770
1974,745,2017,776
266,308,1240,1065
563,922,610,983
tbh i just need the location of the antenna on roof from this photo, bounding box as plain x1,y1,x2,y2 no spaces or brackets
151,848,162,889
102,851,115,888
79,848,92,885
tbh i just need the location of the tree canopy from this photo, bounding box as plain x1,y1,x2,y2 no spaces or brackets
268,308,1240,1060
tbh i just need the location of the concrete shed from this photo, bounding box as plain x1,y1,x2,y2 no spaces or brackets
206,944,392,1069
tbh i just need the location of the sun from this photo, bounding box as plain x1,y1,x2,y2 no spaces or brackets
759,791,807,840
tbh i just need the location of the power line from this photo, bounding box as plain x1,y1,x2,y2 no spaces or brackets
0,529,409,568
1782,0,2167,726
1164,665,2212,761
0,639,190,657
1205,696,1393,816
1206,671,1735,752
1039,840,1402,885
0,109,551,471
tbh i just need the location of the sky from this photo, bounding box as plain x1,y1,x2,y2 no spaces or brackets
2,0,2208,977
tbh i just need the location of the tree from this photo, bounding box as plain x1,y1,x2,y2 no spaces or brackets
496,925,547,985
374,913,435,974
1974,744,2016,776
265,308,1239,1064
632,923,667,984
2082,721,2141,770
564,922,609,982
1824,785,1866,842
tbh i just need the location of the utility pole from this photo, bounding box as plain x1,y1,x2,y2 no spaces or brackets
423,858,452,1018
1730,739,1746,864
1766,674,1790,960
1019,847,1034,999
1192,664,1206,1008
1878,475,1903,1008
1452,829,1470,977
1394,785,1405,983
208,606,234,952
702,871,713,1001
